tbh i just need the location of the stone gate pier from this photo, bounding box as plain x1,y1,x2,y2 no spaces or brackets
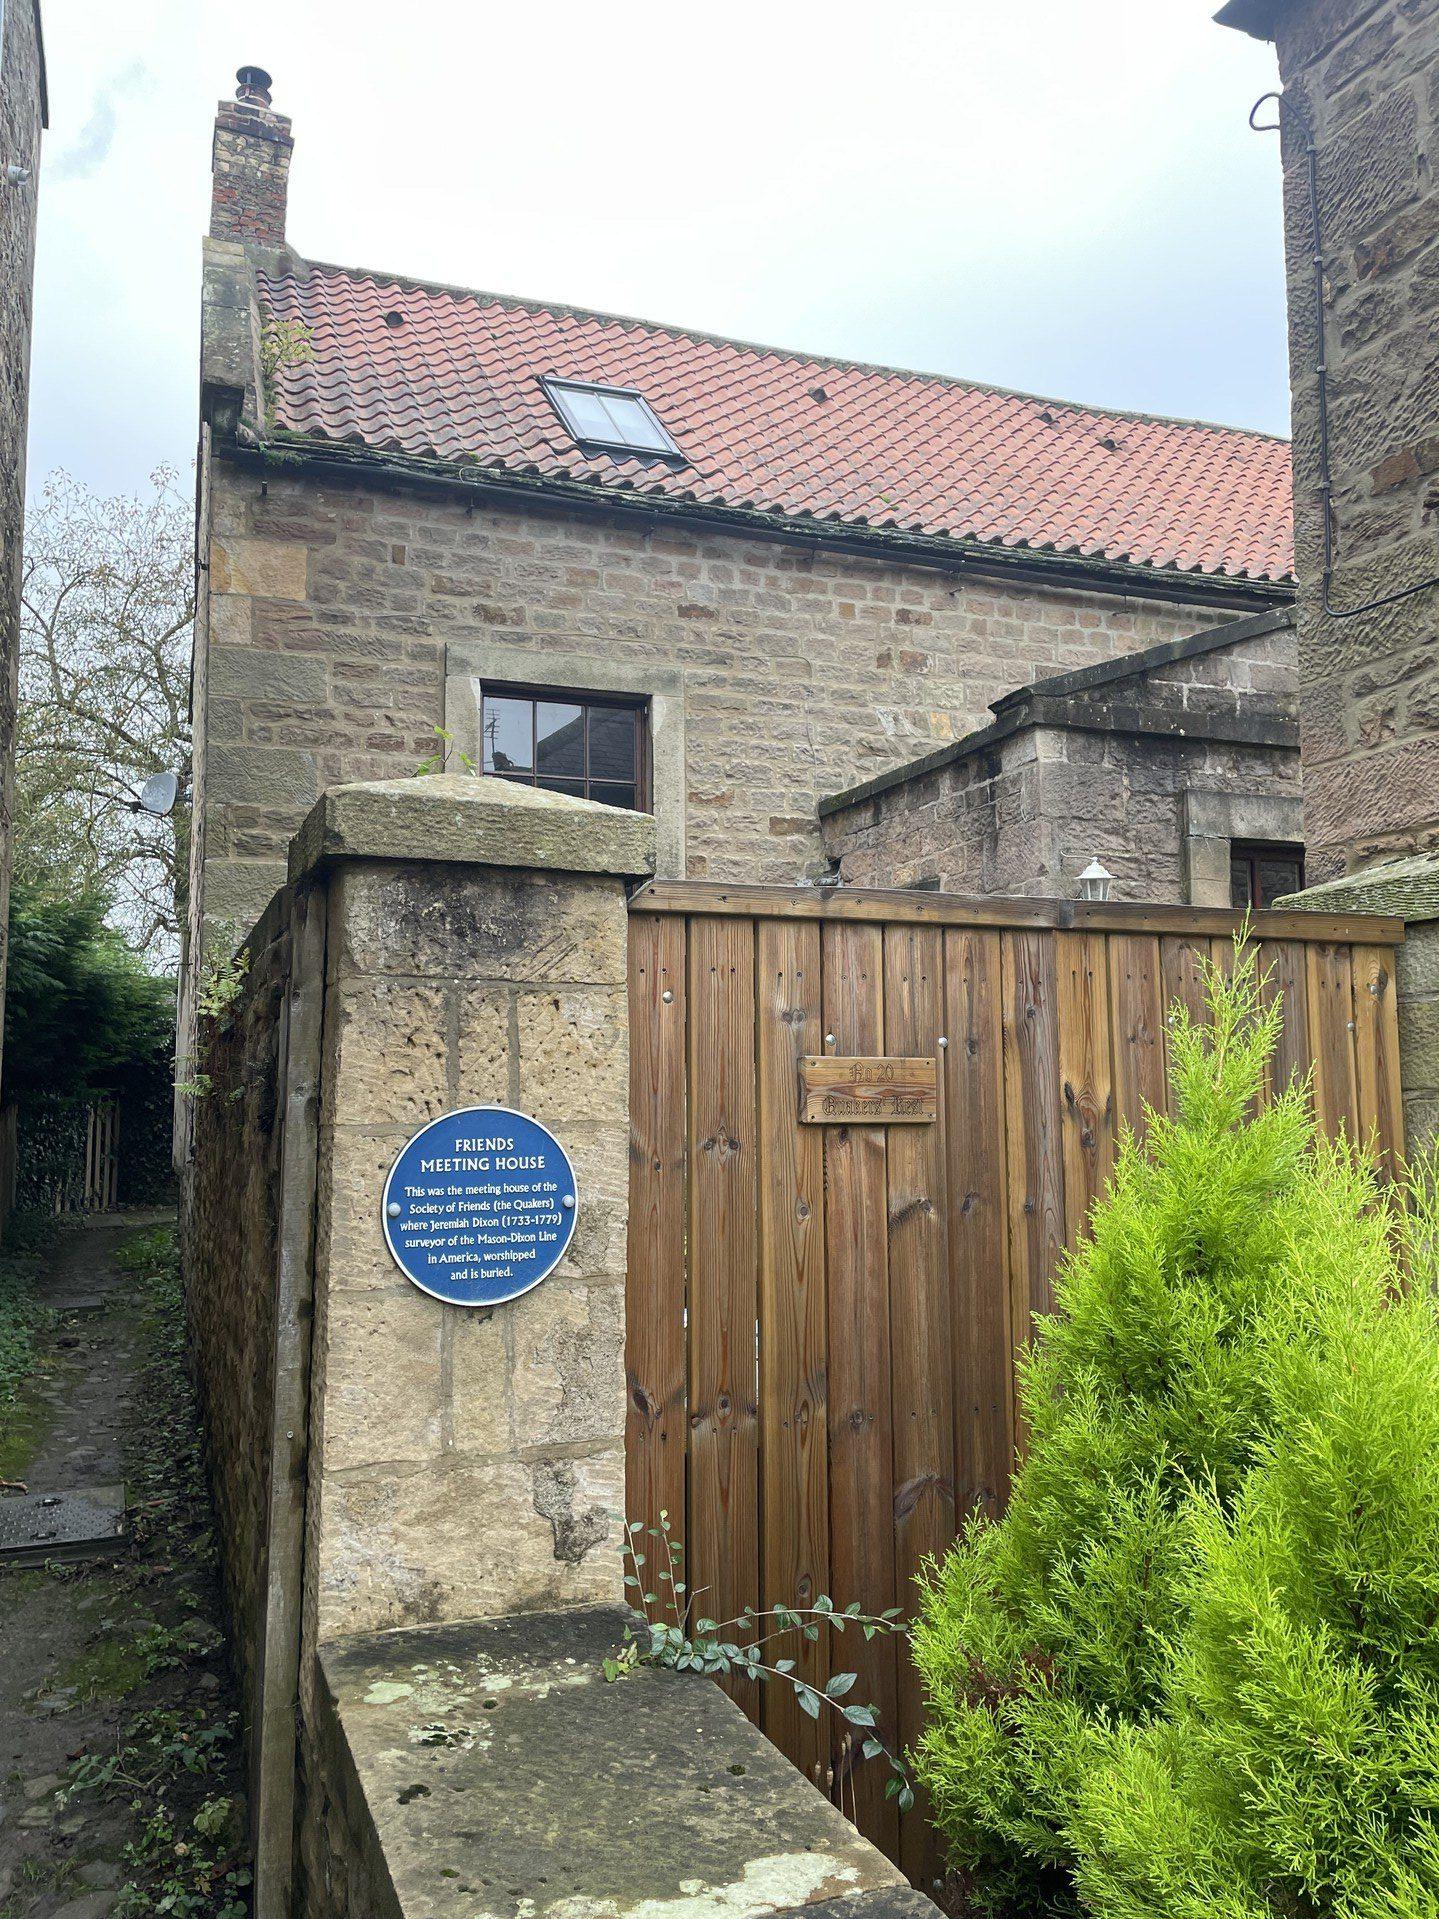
182,773,936,1919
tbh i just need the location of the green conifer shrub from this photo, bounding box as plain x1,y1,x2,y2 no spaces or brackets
913,948,1439,1919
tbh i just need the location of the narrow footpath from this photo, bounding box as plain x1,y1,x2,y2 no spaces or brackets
0,1216,250,1919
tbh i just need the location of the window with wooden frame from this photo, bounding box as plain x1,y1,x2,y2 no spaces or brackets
1230,840,1305,912
480,685,650,813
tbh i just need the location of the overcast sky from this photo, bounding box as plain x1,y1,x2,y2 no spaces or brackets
27,0,1286,502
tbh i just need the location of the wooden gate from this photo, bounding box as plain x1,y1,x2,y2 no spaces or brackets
625,880,1405,1873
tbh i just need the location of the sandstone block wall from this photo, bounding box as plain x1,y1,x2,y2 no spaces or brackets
188,456,1237,965
823,621,1302,902
302,855,631,1641
182,888,295,1733
0,1,43,1092
1274,0,1439,877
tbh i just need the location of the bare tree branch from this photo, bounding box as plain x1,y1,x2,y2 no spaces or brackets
16,467,193,968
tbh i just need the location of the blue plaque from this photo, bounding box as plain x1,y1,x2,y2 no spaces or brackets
382,1106,578,1307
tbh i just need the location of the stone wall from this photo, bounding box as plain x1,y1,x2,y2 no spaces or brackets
182,773,654,1914
822,617,1302,903
301,834,639,1641
0,2,43,1093
189,453,1242,970
182,886,295,1747
1271,0,1439,878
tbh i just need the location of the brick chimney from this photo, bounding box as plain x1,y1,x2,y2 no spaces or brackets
210,66,292,247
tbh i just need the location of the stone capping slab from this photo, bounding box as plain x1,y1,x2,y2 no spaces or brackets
1276,854,1439,926
819,608,1295,818
317,1605,936,1919
288,774,657,888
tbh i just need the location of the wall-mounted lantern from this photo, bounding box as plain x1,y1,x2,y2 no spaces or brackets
1077,859,1114,903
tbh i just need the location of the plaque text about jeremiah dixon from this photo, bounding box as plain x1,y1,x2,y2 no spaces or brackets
799,1055,939,1125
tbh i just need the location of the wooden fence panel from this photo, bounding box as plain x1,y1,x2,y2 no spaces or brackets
1307,943,1360,1141
1257,939,1310,1102
625,914,689,1551
625,886,1405,1877
1108,934,1165,1142
1056,932,1116,1243
883,924,952,1884
821,920,899,1852
756,917,830,1781
945,930,1012,1528
686,917,760,1713
1002,931,1066,1351
1352,944,1404,1180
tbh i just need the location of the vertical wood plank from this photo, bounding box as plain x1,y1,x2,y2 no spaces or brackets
1161,935,1215,1116
1306,942,1359,1142
944,929,1013,1525
688,916,760,1714
883,924,953,1888
1161,935,1212,1028
1256,939,1310,1105
1108,934,1166,1142
756,918,830,1785
821,920,899,1858
626,915,689,1553
1353,944,1405,1180
1056,932,1116,1243
1002,932,1066,1350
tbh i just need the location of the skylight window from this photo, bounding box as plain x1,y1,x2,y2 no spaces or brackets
541,379,682,459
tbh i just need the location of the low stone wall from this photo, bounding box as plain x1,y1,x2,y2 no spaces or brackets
182,887,295,1735
307,1607,936,1919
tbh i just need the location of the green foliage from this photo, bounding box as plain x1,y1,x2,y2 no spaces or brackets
0,1217,55,1477
259,317,314,391
913,947,1439,1919
4,881,175,1206
614,1511,913,1809
4,882,173,1106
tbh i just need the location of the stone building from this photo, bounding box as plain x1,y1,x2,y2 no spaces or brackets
1216,0,1439,1147
186,67,1299,1081
0,1,45,1091
1220,0,1439,883
822,607,1301,904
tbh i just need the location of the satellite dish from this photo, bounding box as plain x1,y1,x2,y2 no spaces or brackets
138,771,179,818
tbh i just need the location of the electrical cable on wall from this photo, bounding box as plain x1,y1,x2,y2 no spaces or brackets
1251,90,1439,621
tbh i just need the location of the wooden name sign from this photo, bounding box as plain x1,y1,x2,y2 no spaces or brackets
799,1055,938,1125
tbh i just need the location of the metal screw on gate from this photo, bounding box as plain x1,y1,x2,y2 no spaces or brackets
562,1195,575,1209
937,1036,948,1049
387,1201,401,1218
661,989,674,1004
824,1032,836,1048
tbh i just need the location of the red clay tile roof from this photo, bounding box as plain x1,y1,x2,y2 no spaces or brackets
259,260,1295,587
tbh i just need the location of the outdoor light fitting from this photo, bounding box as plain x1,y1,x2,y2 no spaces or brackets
1077,859,1114,902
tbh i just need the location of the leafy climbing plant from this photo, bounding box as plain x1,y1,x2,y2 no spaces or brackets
609,1511,915,1812
259,317,314,390
415,723,475,777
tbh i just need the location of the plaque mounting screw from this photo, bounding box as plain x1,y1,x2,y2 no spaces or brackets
562,1194,575,1209
386,1201,401,1218
661,989,674,1004
937,1036,948,1049
824,1032,836,1048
